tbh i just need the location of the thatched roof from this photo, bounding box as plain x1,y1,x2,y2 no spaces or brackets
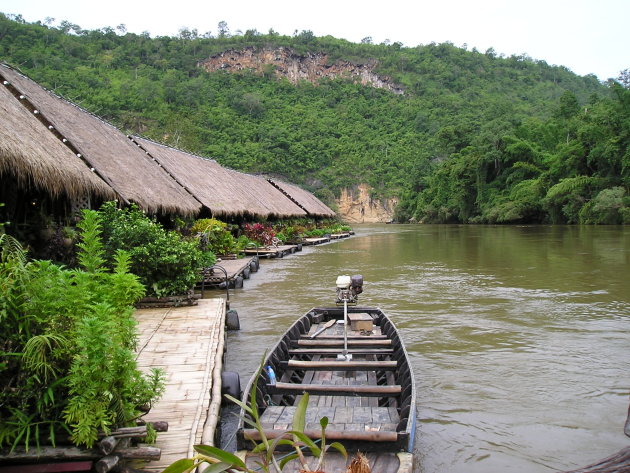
268,179,336,217
0,79,115,200
0,64,201,216
132,137,307,219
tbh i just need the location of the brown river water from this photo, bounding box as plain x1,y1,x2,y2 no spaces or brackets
223,224,630,473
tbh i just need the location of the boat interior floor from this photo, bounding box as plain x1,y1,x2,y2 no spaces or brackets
261,318,401,434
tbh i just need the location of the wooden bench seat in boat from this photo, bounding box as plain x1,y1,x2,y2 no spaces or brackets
267,382,401,397
242,405,400,442
280,360,398,371
301,334,389,340
288,348,394,355
295,339,392,347
242,429,399,442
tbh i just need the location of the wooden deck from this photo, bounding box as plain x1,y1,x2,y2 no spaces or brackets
134,298,226,471
199,257,257,288
303,236,331,245
243,244,299,258
330,232,352,239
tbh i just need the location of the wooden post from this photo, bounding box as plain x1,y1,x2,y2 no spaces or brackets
116,446,161,461
99,436,119,455
95,454,120,473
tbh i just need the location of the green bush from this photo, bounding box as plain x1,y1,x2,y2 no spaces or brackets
579,187,627,224
97,202,205,296
0,210,164,450
192,218,239,256
304,228,326,238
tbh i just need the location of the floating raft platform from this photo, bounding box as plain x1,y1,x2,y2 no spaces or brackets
330,232,353,239
199,256,259,289
243,244,300,259
303,232,353,246
302,237,331,245
134,298,226,470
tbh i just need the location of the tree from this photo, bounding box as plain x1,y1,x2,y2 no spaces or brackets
617,69,630,88
217,20,230,38
557,90,580,118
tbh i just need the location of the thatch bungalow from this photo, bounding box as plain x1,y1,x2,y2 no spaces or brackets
0,75,118,244
131,137,307,219
267,178,336,217
1,61,338,246
0,64,201,217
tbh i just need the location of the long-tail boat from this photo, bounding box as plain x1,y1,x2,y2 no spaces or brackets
236,275,416,473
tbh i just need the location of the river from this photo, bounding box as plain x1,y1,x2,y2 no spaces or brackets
223,224,630,473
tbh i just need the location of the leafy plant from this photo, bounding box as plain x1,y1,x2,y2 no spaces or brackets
193,218,239,256
0,209,164,450
97,202,205,297
243,223,276,247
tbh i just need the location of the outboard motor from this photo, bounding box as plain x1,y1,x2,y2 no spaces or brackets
336,274,364,304
351,275,363,296
335,274,365,361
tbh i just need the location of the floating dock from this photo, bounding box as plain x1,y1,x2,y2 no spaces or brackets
330,232,353,239
135,298,226,471
303,237,330,245
200,256,259,289
303,232,352,246
243,244,300,258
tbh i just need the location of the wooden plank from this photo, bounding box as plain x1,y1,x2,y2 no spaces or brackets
295,339,392,347
288,348,393,355
268,382,401,397
367,370,379,407
333,407,353,424
242,429,398,443
300,335,388,340
282,360,398,371
199,257,254,283
0,463,94,473
134,298,226,470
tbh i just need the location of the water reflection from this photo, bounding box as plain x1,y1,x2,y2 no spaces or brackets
225,224,630,473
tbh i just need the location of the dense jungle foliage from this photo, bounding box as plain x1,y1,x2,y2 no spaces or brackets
1,13,628,223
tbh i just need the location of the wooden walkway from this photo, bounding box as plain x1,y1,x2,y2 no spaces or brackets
243,244,299,258
199,256,257,288
303,237,330,245
135,298,226,471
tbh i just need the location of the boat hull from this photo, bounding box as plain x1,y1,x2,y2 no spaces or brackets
236,305,416,458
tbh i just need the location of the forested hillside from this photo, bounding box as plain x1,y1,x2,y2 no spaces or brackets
1,13,628,223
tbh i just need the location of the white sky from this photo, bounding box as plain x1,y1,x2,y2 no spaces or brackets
2,0,628,81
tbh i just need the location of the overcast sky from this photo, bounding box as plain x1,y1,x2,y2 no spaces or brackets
2,0,628,81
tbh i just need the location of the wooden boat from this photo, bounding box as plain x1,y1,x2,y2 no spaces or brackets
236,275,416,473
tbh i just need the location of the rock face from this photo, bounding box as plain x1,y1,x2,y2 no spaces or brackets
336,184,397,223
199,47,404,94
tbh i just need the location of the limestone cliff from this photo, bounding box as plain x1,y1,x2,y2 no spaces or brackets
336,184,397,223
199,47,404,94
